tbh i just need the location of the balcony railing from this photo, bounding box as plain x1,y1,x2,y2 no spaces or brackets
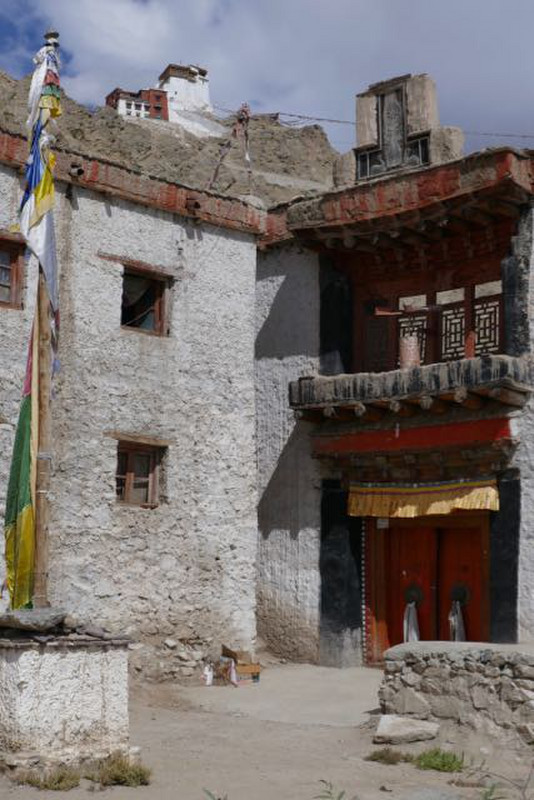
362,284,503,373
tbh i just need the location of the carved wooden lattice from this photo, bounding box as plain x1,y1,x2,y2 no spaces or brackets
474,297,501,355
440,304,465,361
398,314,427,364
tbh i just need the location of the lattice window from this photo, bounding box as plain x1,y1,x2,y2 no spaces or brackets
398,314,427,364
440,304,465,360
474,297,501,355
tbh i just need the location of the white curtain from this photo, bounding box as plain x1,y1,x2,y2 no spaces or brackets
403,601,420,642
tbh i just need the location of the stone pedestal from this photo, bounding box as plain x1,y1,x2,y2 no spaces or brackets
0,636,129,767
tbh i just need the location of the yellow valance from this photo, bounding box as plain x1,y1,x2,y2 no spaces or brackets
348,479,499,519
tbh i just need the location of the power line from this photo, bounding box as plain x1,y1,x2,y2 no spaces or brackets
214,103,534,141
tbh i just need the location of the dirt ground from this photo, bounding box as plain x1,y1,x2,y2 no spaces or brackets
0,664,530,800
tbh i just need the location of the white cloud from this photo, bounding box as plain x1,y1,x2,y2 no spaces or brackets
1,0,534,152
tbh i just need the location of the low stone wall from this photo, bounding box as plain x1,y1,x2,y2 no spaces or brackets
380,642,534,744
0,636,130,767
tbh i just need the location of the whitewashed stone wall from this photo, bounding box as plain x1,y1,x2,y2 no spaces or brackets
507,207,534,641
0,640,129,765
255,244,322,661
0,165,258,678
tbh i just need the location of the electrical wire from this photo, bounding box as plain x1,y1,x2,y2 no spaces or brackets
214,103,534,142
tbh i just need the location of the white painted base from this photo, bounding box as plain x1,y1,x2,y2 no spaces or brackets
0,638,129,766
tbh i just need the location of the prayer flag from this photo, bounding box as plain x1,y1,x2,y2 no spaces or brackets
4,31,61,608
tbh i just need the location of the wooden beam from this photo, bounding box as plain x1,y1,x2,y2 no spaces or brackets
488,387,528,407
105,430,175,446
418,395,448,414
441,387,484,410
388,399,416,417
353,402,385,422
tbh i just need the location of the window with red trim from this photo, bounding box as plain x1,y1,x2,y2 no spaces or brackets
0,240,24,308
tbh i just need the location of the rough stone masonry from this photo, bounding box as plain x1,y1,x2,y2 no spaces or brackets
0,151,259,679
380,642,534,745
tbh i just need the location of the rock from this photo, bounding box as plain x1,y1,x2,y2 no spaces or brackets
396,687,431,717
164,638,178,649
0,608,66,632
518,723,534,743
373,715,439,744
514,664,534,679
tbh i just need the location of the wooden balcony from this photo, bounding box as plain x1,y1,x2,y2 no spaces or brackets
289,355,532,425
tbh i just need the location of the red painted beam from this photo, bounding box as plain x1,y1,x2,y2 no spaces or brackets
313,418,512,456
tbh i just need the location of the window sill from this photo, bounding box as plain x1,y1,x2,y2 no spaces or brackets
116,501,159,510
120,325,169,338
0,301,22,311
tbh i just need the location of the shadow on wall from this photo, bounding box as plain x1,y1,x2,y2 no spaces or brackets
255,262,318,360
258,424,320,541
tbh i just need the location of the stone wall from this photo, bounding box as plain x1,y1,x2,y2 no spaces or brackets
380,642,534,743
0,164,258,679
255,244,322,661
0,638,129,766
502,205,534,640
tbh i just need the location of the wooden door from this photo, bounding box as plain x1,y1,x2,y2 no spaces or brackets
366,513,490,662
437,524,489,642
386,526,437,646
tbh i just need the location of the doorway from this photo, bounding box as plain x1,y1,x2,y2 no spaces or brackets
365,513,489,663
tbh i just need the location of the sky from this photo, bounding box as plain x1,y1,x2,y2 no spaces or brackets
0,0,533,153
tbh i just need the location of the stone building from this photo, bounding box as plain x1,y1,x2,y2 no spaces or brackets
257,73,534,667
2,71,534,676
0,130,261,679
106,63,225,138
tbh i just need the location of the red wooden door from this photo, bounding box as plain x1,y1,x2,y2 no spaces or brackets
437,525,489,642
386,526,437,647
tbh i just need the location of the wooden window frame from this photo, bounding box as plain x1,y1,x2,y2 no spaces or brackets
115,441,164,508
120,267,169,337
0,238,24,309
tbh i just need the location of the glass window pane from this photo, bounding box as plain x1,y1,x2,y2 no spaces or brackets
0,285,10,302
131,480,149,504
133,453,151,478
116,476,126,500
0,250,10,267
437,288,465,305
475,280,502,298
398,294,426,311
117,451,128,475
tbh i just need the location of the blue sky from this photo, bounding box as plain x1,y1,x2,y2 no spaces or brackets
0,0,533,153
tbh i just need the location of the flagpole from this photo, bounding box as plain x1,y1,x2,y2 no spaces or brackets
33,271,52,607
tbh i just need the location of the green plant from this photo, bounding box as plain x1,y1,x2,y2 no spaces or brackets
414,748,464,773
481,784,507,800
15,765,81,791
365,748,414,765
314,779,358,800
91,752,151,787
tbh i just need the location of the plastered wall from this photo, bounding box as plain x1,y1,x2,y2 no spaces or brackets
255,243,322,661
0,165,258,678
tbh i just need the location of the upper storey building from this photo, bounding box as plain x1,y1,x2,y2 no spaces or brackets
257,74,534,669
